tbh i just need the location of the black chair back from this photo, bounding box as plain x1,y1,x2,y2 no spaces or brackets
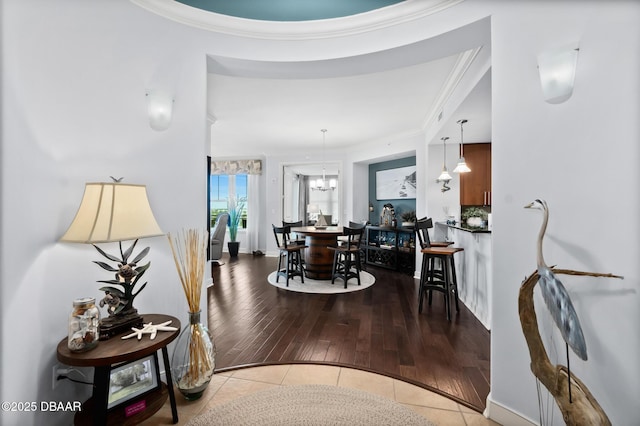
348,221,367,229
414,217,434,249
342,226,365,249
272,224,293,249
283,221,303,243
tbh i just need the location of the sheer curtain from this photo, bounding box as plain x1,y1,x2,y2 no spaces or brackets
298,176,309,225
210,159,262,253
247,174,260,252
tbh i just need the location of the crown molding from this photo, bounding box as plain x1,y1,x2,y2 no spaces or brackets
421,46,483,132
130,0,464,40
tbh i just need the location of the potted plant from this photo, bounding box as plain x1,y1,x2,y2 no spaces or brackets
462,207,488,227
400,210,417,227
227,196,246,257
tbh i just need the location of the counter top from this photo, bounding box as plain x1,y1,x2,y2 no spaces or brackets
437,221,491,233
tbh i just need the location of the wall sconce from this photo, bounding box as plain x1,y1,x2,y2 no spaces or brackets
537,42,579,104
146,91,174,131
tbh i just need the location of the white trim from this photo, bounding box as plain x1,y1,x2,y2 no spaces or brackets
130,0,464,40
421,46,483,130
484,393,537,426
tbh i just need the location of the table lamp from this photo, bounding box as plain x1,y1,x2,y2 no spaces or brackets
60,180,164,339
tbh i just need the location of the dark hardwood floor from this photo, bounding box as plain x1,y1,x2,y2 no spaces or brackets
208,254,490,412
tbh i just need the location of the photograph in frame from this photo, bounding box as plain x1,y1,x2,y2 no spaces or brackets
376,166,417,200
107,354,160,410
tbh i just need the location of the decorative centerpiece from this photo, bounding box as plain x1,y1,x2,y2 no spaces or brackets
400,210,416,227
227,196,246,257
462,207,488,228
168,229,215,400
59,180,164,340
93,240,151,339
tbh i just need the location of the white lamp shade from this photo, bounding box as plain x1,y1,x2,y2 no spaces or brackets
453,158,471,173
60,182,164,243
538,43,579,104
438,168,452,182
147,91,174,131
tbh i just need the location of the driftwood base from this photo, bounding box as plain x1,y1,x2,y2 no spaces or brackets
519,268,622,425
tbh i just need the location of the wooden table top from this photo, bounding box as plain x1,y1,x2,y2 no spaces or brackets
56,313,180,367
291,226,343,236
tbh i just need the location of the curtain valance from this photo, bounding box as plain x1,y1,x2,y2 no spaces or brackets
210,159,262,175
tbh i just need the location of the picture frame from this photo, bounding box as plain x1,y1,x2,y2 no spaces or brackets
107,353,160,410
376,166,417,200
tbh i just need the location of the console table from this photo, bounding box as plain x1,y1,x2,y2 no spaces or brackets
56,313,180,426
365,225,416,274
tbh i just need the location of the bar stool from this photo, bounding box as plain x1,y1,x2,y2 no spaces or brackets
273,225,307,287
418,246,463,320
283,220,305,246
414,218,462,320
414,217,452,284
283,220,306,266
328,226,364,288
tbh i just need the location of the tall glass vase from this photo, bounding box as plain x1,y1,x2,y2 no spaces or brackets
170,311,215,400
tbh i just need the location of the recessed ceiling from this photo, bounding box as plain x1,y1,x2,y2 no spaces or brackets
207,17,492,158
177,0,403,21
208,54,462,154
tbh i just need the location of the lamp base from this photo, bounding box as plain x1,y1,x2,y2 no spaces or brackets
98,311,143,340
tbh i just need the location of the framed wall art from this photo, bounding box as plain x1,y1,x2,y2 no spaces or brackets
376,165,417,200
107,353,160,410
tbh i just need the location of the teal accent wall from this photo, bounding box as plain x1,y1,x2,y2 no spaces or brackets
369,157,416,225
177,0,403,21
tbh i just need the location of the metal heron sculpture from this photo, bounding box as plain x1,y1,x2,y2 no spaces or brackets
524,199,587,361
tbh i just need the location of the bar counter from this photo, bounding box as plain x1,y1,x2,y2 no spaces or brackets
434,222,492,329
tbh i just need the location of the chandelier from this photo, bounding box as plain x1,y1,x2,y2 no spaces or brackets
312,129,336,191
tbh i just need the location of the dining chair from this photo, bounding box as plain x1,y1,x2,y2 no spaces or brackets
273,224,307,287
328,225,365,288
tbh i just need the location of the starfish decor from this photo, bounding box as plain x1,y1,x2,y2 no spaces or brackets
121,320,178,341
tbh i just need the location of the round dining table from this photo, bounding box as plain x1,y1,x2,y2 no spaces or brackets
291,226,344,280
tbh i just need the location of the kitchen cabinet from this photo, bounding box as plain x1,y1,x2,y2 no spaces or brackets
460,143,491,206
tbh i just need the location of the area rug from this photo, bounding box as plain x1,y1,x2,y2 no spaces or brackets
266,271,375,294
186,384,434,426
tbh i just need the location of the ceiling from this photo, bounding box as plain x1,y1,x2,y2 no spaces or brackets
176,0,403,21
203,9,492,163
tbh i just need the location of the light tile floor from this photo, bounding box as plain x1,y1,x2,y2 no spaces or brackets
142,364,501,425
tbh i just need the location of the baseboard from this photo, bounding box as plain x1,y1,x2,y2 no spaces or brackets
484,392,537,426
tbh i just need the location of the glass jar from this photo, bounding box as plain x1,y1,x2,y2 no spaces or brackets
68,297,100,352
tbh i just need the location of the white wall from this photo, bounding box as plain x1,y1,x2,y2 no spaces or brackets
1,2,214,425
489,2,640,425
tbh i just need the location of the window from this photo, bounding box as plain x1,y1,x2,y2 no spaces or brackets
210,174,247,227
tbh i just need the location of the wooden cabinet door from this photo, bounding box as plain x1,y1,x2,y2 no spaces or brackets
460,143,491,206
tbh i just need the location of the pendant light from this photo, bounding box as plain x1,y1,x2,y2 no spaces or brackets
437,136,452,182
312,129,336,191
453,119,471,173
